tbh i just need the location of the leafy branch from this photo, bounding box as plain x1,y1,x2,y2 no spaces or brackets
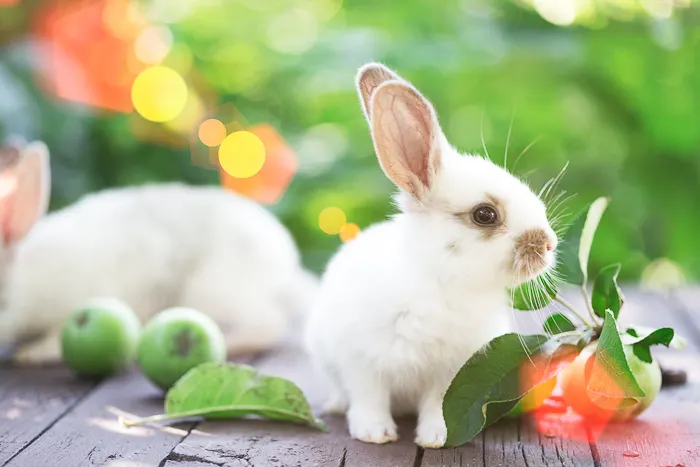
444,196,685,447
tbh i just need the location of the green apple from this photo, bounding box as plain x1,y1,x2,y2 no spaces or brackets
137,307,226,391
560,341,662,421
61,298,141,379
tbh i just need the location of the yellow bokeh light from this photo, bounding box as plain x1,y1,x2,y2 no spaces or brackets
199,119,227,147
131,66,188,123
218,131,266,178
339,222,360,243
319,207,346,235
533,0,577,26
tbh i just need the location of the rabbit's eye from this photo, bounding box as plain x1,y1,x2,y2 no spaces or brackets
473,205,498,225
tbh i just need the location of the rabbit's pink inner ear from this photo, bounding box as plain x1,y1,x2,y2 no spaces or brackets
356,64,400,123
370,82,440,197
3,151,50,244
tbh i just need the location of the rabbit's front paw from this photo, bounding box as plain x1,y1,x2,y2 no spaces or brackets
348,413,398,444
415,416,447,448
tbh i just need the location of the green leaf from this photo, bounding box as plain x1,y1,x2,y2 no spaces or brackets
443,334,554,447
624,326,687,350
585,311,645,409
543,312,576,335
591,263,624,319
121,363,326,431
622,327,675,364
558,197,610,285
511,280,557,311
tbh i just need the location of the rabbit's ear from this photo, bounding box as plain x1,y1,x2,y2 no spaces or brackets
0,141,51,244
370,80,442,198
356,62,400,124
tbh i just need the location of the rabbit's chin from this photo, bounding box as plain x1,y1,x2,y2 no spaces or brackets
510,259,556,287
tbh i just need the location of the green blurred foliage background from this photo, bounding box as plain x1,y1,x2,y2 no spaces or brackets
0,0,698,281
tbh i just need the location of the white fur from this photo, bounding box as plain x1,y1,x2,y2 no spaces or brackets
304,63,557,448
0,143,318,364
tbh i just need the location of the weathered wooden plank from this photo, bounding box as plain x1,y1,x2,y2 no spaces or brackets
424,417,593,467
343,424,420,467
167,343,419,467
162,419,346,467
0,365,95,465
482,417,593,467
4,369,194,467
421,435,483,467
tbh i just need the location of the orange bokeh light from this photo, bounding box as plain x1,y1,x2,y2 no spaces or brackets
198,119,227,147
340,222,360,242
219,123,298,205
32,0,148,112
0,0,20,6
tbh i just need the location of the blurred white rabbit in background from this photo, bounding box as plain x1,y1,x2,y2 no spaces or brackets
0,138,318,365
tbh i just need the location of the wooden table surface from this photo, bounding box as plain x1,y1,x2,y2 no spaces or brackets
1,287,699,467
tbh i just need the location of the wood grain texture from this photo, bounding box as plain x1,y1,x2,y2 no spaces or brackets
484,418,593,467
167,343,419,467
0,366,95,465
4,369,194,467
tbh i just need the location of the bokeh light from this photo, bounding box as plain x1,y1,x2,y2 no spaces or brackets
219,131,266,179
641,0,674,19
162,88,204,135
131,66,188,122
340,222,360,243
0,0,20,6
134,25,173,64
266,8,318,54
33,0,148,112
219,124,298,204
198,119,227,147
141,0,195,24
533,0,577,25
319,207,346,235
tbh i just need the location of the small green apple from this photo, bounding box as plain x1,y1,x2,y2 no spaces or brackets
61,298,141,379
137,307,226,391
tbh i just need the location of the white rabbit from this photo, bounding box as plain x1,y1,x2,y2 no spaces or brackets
0,140,318,365
303,63,559,448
